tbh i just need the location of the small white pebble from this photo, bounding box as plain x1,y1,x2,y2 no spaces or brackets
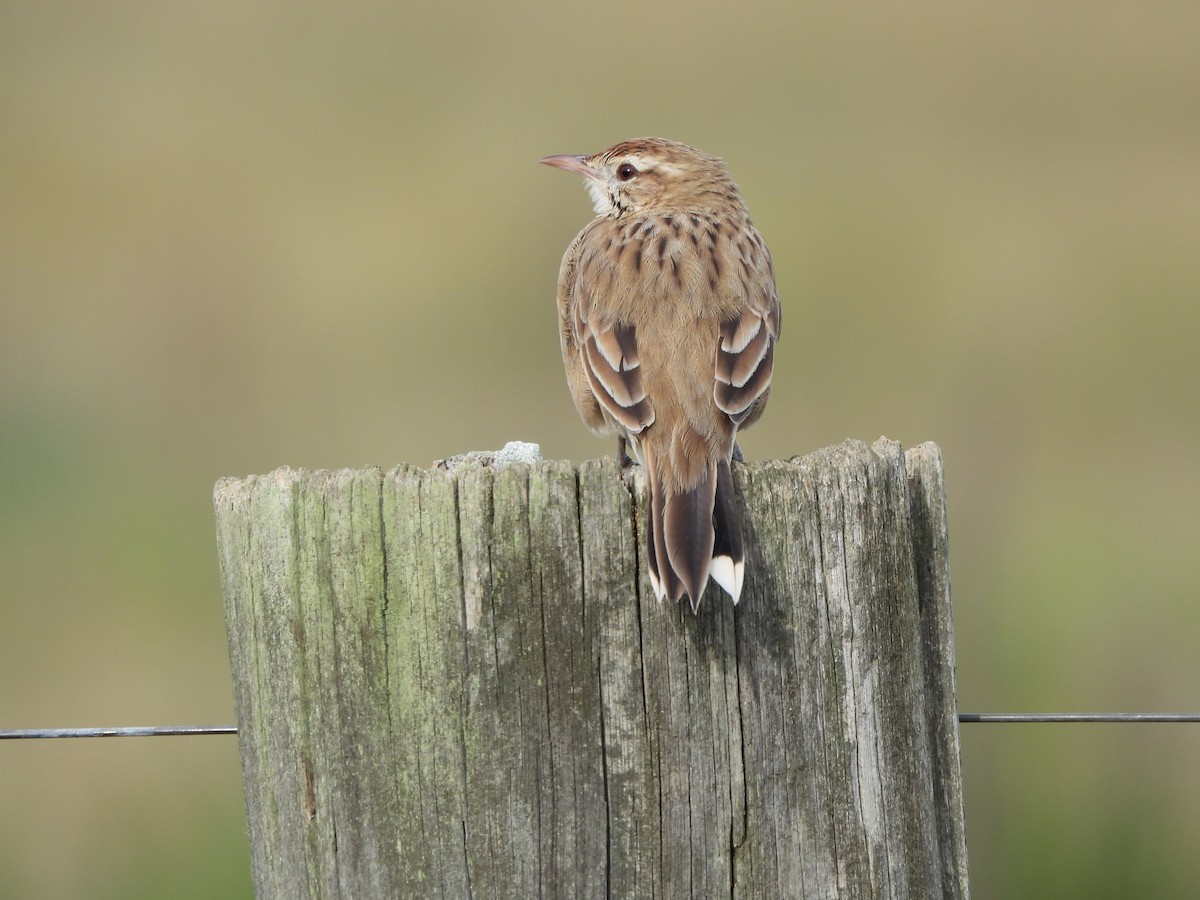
492,441,543,468
432,441,543,472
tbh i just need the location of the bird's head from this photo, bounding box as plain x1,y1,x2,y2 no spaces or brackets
540,137,742,218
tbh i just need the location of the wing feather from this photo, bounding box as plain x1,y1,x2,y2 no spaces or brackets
714,301,778,423
572,235,655,434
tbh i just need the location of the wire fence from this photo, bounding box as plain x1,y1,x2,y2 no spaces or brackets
3,714,1199,740
0,725,238,740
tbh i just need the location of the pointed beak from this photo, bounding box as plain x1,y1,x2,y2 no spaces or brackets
539,154,601,181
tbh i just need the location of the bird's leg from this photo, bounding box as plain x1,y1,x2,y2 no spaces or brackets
616,435,637,469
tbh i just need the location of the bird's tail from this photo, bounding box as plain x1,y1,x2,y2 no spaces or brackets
645,449,744,612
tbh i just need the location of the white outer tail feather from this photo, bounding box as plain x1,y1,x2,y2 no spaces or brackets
648,566,666,602
708,554,744,605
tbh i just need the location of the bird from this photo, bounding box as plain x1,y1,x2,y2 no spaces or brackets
540,138,781,611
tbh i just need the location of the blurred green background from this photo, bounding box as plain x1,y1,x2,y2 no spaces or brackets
2,1,1197,897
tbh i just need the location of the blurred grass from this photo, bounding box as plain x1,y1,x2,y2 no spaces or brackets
1,1,1198,896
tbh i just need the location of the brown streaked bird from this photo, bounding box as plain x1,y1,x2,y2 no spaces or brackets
541,138,781,611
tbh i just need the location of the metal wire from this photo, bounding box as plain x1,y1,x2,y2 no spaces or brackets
0,725,237,740
958,713,1200,724
3,715,1200,739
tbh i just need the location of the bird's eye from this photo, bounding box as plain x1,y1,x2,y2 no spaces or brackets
616,162,638,181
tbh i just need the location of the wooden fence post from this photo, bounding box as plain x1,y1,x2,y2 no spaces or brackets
214,437,969,899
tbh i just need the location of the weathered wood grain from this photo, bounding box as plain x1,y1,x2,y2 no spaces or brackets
215,439,968,899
